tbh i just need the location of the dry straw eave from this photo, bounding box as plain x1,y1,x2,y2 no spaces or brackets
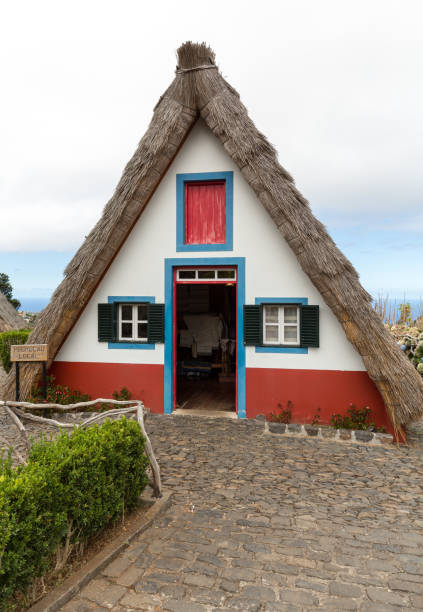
0,291,27,333
5,41,423,431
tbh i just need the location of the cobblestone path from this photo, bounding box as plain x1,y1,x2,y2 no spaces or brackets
63,414,423,611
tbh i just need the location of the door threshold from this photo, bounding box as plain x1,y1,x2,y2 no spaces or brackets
173,408,237,419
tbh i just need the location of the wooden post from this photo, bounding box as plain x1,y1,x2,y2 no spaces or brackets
42,362,47,417
15,362,20,402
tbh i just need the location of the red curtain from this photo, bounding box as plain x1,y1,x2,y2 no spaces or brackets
185,181,226,244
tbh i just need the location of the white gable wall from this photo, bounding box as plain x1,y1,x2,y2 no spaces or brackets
56,120,365,372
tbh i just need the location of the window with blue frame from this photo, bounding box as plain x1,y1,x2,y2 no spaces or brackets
176,171,233,251
97,297,164,349
243,298,319,353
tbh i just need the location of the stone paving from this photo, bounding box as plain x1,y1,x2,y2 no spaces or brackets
58,414,423,611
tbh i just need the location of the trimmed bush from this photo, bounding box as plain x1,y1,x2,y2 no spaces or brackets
0,418,149,608
0,329,31,373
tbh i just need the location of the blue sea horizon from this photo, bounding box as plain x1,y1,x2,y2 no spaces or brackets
19,297,51,312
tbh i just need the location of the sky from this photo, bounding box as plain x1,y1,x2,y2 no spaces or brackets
0,0,422,308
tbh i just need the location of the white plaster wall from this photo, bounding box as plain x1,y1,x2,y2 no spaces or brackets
56,120,365,372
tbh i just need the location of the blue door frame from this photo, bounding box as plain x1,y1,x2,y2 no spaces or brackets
164,257,246,417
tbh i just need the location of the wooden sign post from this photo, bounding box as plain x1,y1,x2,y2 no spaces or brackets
11,344,48,402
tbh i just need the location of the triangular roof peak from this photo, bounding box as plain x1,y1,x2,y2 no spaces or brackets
6,41,423,433
177,41,216,71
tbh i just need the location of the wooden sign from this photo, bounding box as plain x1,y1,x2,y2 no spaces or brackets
11,344,48,362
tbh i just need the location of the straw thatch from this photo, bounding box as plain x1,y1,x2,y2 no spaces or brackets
0,292,25,333
5,42,423,431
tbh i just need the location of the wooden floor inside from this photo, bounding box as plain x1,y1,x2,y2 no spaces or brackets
176,377,236,412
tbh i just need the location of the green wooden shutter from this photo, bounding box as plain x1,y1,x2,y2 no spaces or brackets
244,305,261,345
300,305,319,347
147,303,165,343
98,303,116,342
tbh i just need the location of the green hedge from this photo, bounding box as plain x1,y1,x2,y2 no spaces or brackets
0,418,149,608
0,329,31,373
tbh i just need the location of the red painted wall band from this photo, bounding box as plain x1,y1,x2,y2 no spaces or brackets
246,367,392,433
50,362,164,414
50,362,391,433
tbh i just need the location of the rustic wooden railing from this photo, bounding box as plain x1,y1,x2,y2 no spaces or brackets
0,398,162,497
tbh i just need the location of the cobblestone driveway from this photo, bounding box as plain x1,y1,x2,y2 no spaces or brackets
63,415,423,611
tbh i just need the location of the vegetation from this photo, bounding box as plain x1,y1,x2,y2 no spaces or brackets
113,386,132,402
399,302,413,326
29,375,90,405
311,407,321,426
329,404,386,431
30,379,135,416
389,326,423,379
0,418,149,609
94,386,133,413
268,401,293,423
373,295,423,327
0,329,31,373
0,273,21,311
373,295,423,379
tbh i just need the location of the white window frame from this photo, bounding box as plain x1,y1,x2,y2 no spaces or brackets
262,304,300,346
118,303,148,342
176,268,236,282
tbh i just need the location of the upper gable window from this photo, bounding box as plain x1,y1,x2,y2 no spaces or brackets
185,180,226,245
176,171,233,252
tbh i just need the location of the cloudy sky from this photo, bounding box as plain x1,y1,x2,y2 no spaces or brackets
1,0,422,306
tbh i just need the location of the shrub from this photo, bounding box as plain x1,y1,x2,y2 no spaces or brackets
311,407,321,426
413,343,423,367
113,386,132,401
0,329,31,373
0,418,149,608
94,387,134,413
330,404,374,430
268,401,293,423
29,374,90,405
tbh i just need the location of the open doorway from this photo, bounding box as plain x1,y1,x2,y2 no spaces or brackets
174,271,237,413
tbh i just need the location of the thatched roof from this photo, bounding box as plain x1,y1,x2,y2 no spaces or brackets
0,292,25,333
5,42,423,432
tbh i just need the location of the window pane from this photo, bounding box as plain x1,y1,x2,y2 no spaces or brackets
265,306,279,323
137,323,147,339
265,325,279,343
198,270,215,279
121,322,133,338
179,270,196,279
121,305,132,321
284,326,298,343
137,304,147,321
284,307,298,323
217,269,235,279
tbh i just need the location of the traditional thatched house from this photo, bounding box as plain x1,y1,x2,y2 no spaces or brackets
6,42,423,436
0,292,24,333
